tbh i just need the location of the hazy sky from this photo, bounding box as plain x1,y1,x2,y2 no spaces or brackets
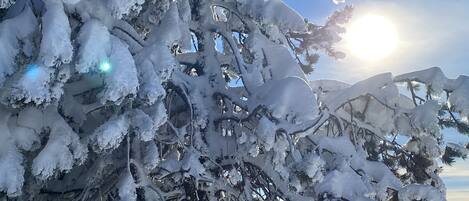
286,0,469,82
284,0,469,200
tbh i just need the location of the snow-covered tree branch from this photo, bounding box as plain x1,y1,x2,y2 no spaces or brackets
0,0,467,200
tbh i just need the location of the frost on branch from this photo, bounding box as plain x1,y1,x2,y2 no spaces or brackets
75,19,111,73
136,58,166,105
0,109,25,197
142,141,160,171
99,36,139,104
118,173,137,201
135,44,174,105
3,63,70,107
108,0,144,19
39,0,73,67
146,2,190,47
0,5,36,86
7,65,53,105
92,114,130,152
129,109,156,141
32,106,87,180
0,0,15,9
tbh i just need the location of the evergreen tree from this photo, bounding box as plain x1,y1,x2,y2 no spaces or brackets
0,0,467,200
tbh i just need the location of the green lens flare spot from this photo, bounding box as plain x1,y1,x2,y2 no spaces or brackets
99,60,112,72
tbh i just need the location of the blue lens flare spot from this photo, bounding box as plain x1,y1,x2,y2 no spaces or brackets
25,64,40,79
99,60,112,73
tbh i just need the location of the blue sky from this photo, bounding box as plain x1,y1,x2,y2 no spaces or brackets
284,0,469,200
285,0,469,82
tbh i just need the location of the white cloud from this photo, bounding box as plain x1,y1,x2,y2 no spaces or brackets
441,160,469,177
447,190,469,201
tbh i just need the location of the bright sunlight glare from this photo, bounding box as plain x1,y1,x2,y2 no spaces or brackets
346,14,398,61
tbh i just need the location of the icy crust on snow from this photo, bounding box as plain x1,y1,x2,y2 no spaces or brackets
311,136,402,200
398,184,444,201
325,73,399,110
99,36,139,104
75,19,111,73
309,79,350,93
251,77,318,124
237,0,306,32
395,68,469,121
32,107,87,180
405,135,442,158
309,69,462,137
243,31,318,123
409,101,441,137
39,0,73,67
447,76,469,122
247,32,307,83
394,67,447,94
0,5,37,85
310,73,403,136
305,68,467,199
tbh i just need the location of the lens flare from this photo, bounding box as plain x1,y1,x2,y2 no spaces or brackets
99,60,112,72
25,64,40,79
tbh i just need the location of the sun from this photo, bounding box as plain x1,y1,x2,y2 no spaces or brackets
345,14,398,61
